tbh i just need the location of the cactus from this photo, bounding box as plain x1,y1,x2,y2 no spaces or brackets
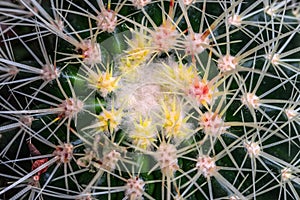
0,0,299,199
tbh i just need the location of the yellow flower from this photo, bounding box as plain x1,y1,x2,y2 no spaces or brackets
98,103,122,134
161,97,191,140
130,116,157,150
120,48,150,73
120,26,152,74
88,67,119,97
168,62,196,84
160,60,197,92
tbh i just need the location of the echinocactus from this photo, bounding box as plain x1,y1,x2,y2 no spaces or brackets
0,0,299,200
